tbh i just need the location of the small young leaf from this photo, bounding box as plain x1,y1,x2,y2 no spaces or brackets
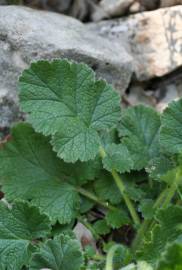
93,220,111,236
118,105,161,170
160,98,182,154
19,59,121,162
106,209,130,229
0,200,51,270
0,123,80,224
137,205,182,265
30,234,83,270
102,143,133,173
94,172,121,205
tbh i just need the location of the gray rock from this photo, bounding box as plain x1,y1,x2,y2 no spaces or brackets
0,0,7,4
0,6,132,128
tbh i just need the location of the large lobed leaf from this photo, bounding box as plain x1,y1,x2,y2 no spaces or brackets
118,105,160,170
0,123,80,224
30,234,83,270
0,200,51,270
19,59,121,162
160,98,182,154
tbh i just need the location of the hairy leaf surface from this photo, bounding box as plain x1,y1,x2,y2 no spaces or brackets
160,98,182,154
146,156,175,181
102,143,133,173
30,234,83,270
106,209,130,229
94,172,121,205
0,123,80,224
19,60,121,162
118,105,160,170
0,201,50,270
93,220,111,236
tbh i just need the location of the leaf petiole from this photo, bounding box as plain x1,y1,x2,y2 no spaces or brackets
99,146,140,226
105,244,121,270
77,186,118,212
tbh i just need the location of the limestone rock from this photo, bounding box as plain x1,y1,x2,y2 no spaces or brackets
88,6,182,80
0,6,132,128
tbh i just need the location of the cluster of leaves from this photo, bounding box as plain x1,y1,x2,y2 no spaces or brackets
0,59,182,269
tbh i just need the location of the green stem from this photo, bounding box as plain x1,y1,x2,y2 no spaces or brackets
153,188,169,208
162,184,180,210
105,244,120,270
158,167,181,209
77,187,117,211
99,146,140,226
132,219,150,253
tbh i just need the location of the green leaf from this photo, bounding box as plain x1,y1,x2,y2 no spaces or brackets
93,220,111,236
146,156,175,181
19,59,121,162
138,199,155,220
80,196,94,214
0,200,51,270
52,123,101,163
160,98,182,154
68,157,101,186
30,234,83,270
102,143,133,173
118,105,161,170
100,128,119,146
160,167,179,186
137,206,182,266
157,236,182,270
112,245,132,269
94,172,121,205
51,221,75,237
0,123,80,224
31,182,80,224
106,209,130,229
122,174,146,202
84,245,96,259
